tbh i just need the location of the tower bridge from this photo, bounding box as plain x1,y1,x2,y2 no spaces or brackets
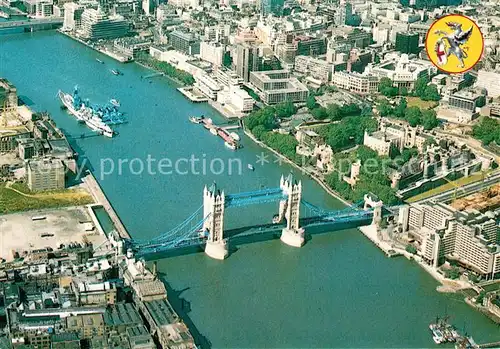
129,175,388,260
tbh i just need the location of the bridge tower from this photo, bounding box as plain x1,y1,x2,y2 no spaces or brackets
279,175,305,247
363,193,383,226
203,184,229,260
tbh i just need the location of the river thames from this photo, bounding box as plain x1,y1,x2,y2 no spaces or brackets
1,31,499,347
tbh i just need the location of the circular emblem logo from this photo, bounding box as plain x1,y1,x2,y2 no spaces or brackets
425,14,484,74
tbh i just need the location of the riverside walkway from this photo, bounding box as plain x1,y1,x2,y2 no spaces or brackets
83,172,130,239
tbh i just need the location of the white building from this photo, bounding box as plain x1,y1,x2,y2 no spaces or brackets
194,74,221,100
200,42,225,67
294,56,333,83
217,85,255,114
363,123,427,156
63,2,84,31
402,202,500,278
365,54,435,91
79,8,130,40
333,71,379,94
476,70,500,98
167,0,198,8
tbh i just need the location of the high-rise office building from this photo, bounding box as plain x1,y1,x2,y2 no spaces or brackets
395,32,420,54
335,0,352,25
80,9,130,40
236,43,261,82
261,0,284,16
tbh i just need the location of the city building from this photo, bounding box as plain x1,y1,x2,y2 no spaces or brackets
74,281,117,306
401,202,500,279
294,35,327,57
365,54,434,91
333,71,379,94
140,299,195,349
249,70,309,104
235,43,261,82
395,32,419,54
215,69,244,87
448,90,485,112
294,56,333,82
0,78,17,109
167,0,198,8
363,122,427,156
26,158,65,191
66,313,106,339
261,0,284,16
200,41,225,67
113,37,151,59
79,9,130,40
168,30,200,55
194,74,221,100
24,0,54,17
0,127,30,153
335,0,353,25
63,2,84,31
475,70,500,99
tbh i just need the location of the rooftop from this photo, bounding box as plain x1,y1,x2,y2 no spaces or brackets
143,299,178,327
104,303,142,327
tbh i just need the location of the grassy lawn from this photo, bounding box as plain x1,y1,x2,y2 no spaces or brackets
0,182,94,214
406,96,438,110
406,172,486,203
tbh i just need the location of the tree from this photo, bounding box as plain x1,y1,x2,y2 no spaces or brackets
422,84,441,101
245,106,276,131
340,103,361,116
378,77,393,93
311,107,328,120
400,86,408,96
444,266,460,280
377,100,393,117
356,146,378,164
422,109,439,130
326,104,342,121
378,77,398,97
275,102,297,119
306,96,318,110
401,148,419,163
476,290,486,304
405,244,417,254
405,106,422,127
251,125,267,140
394,97,407,118
414,76,429,97
473,117,500,145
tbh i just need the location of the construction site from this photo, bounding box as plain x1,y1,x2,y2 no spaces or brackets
451,183,500,212
0,78,30,154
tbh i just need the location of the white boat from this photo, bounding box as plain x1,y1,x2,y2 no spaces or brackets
432,329,445,344
224,141,237,150
96,58,104,64
230,132,240,141
189,116,204,124
58,89,114,138
110,99,120,107
248,164,254,171
210,128,218,136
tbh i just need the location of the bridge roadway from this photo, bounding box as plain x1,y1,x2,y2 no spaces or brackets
0,17,63,29
134,212,375,259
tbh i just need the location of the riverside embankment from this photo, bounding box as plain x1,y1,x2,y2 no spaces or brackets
1,31,499,347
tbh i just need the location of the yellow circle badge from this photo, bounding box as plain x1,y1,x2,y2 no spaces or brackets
425,14,484,74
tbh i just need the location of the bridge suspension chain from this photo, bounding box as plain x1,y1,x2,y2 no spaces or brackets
133,205,204,246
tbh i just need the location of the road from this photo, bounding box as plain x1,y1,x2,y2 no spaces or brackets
0,17,63,29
